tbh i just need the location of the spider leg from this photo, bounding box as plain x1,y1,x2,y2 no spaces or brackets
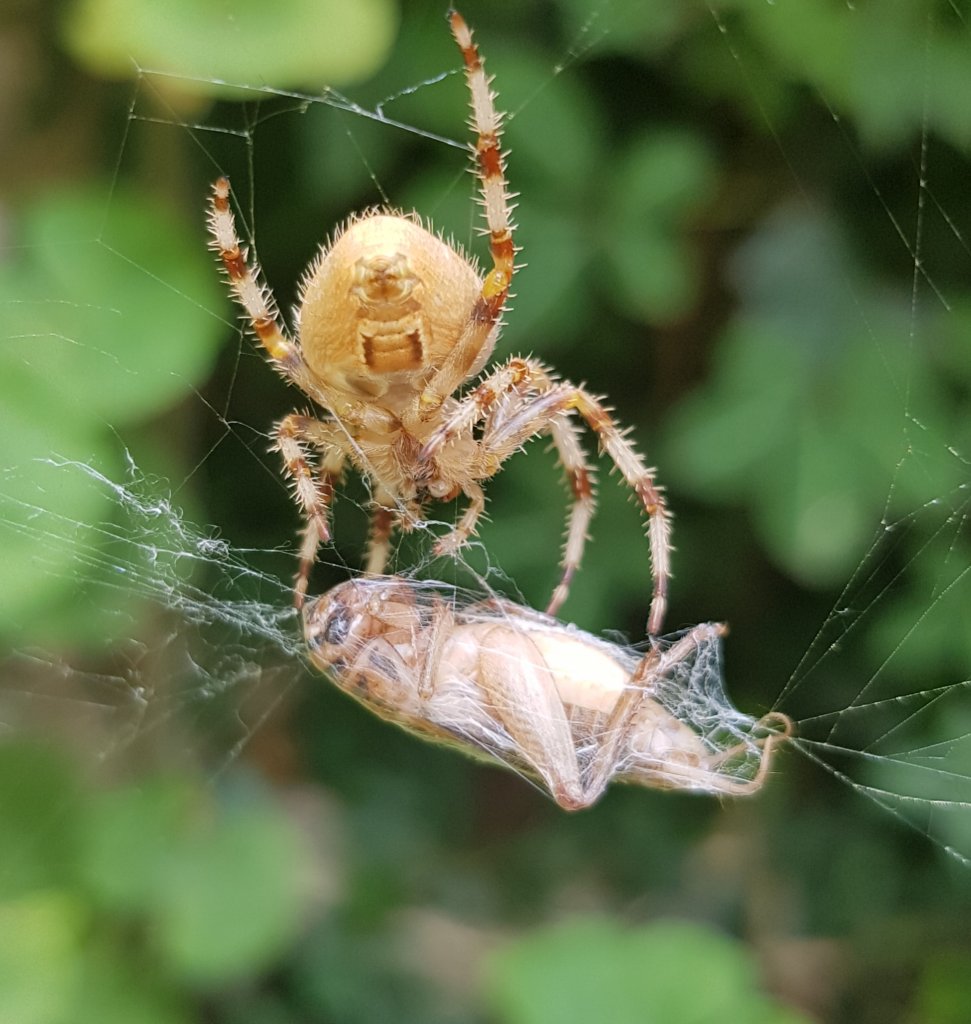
582,623,721,802
609,625,791,796
543,414,596,617
419,357,533,457
416,12,517,418
482,382,671,636
421,357,597,615
208,178,314,392
273,414,346,607
364,499,397,576
433,479,485,558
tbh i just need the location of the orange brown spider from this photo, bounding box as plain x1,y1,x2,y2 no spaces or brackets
208,11,671,633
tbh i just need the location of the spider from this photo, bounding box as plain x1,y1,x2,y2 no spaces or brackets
208,10,671,634
304,576,793,809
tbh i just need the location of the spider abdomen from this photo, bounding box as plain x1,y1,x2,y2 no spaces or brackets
298,214,485,400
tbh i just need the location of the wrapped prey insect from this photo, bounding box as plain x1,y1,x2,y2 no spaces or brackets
304,577,792,809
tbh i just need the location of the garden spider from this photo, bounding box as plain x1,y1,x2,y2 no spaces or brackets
208,11,671,633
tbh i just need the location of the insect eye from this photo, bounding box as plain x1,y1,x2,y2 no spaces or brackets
323,605,351,646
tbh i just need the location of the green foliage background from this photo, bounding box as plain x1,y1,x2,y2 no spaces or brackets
2,0,970,1021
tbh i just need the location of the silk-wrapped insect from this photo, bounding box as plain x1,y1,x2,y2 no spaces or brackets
208,10,671,632
304,577,791,809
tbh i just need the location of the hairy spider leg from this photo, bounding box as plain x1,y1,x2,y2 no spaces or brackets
421,357,597,614
208,178,308,386
210,181,356,605
417,10,518,417
274,415,346,606
365,497,397,576
480,378,671,635
422,356,666,631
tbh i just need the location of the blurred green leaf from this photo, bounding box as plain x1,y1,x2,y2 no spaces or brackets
730,0,971,149
0,754,300,1017
72,946,189,1024
63,0,397,92
151,797,305,983
740,0,850,92
79,777,193,914
559,0,687,57
911,951,971,1024
0,442,121,639
4,186,222,424
0,185,224,639
0,743,81,899
498,49,602,195
663,205,950,585
291,916,445,1024
0,892,86,1024
844,3,940,148
505,203,590,345
604,223,696,325
488,918,809,1024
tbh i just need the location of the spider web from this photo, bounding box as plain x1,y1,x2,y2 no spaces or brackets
2,0,971,875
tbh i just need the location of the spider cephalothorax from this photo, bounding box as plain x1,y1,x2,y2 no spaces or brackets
208,10,671,633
